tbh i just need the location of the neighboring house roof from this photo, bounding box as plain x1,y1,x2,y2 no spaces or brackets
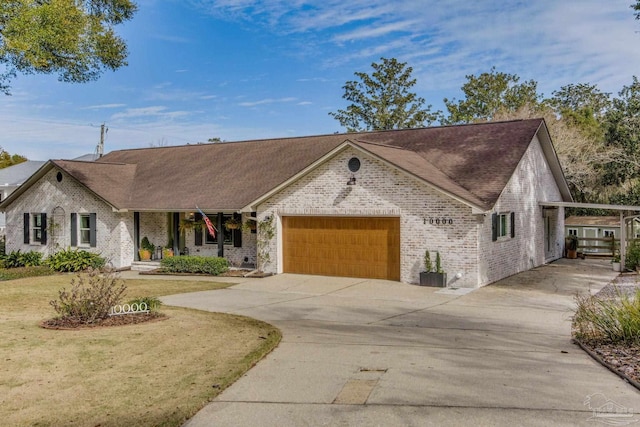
0,119,572,213
0,161,46,187
565,216,621,227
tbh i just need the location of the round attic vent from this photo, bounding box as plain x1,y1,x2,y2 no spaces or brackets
348,157,361,172
56,172,63,182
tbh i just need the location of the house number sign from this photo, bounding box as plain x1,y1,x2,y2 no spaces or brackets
424,217,454,225
108,302,149,316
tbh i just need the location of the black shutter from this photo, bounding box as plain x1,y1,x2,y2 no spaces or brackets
510,212,515,238
233,213,242,248
70,213,77,246
491,213,498,242
40,213,47,245
23,213,30,244
89,213,97,247
194,212,203,246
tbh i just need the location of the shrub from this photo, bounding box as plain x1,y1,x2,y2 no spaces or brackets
127,296,162,312
573,288,640,345
3,250,43,268
160,255,229,275
626,242,640,271
50,268,127,324
46,248,106,272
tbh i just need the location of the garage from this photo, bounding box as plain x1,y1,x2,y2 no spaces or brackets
282,216,400,280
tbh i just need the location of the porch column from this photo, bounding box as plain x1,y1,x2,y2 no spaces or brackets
217,212,224,257
134,212,140,261
172,212,180,255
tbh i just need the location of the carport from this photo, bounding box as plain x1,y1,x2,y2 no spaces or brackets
540,201,640,269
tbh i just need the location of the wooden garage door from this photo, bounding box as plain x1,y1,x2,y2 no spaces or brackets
282,216,400,280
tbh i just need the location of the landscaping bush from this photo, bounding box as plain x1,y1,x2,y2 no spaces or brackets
573,288,640,345
127,296,162,312
3,250,43,268
160,255,229,275
50,268,127,324
46,248,106,272
626,242,640,271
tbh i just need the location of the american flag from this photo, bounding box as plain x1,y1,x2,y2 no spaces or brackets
196,207,216,238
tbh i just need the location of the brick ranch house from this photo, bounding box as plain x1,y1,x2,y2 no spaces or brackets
0,118,572,287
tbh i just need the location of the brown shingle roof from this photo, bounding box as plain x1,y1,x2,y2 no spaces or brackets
52,160,136,209
27,118,560,212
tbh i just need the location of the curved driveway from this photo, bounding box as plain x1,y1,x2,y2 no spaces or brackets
161,259,640,426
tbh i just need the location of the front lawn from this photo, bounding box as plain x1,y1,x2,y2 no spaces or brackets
0,275,281,426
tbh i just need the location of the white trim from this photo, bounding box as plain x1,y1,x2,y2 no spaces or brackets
540,201,640,211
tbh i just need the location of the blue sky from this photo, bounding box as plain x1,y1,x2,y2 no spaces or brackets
1,0,640,160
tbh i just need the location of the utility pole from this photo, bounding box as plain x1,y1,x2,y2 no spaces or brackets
98,123,106,158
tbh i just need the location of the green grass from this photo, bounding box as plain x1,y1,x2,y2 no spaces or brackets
0,274,281,426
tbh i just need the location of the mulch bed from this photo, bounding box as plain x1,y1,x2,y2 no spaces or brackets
573,274,640,389
576,339,640,388
40,312,167,330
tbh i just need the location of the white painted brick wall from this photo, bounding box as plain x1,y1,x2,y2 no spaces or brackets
259,147,480,287
5,168,133,268
477,135,564,285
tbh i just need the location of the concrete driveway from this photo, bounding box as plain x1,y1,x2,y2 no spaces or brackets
161,259,640,426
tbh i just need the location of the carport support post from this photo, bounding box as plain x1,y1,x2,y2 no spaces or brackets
621,211,626,270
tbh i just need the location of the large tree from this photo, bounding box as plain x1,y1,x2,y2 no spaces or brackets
601,77,640,189
329,57,438,132
443,67,541,124
0,0,137,94
546,83,611,141
0,148,26,169
492,103,623,203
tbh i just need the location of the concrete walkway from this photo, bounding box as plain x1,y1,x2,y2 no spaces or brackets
159,259,640,426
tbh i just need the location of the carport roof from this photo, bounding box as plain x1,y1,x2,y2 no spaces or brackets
1,119,570,213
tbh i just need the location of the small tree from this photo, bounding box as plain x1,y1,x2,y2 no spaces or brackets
424,250,433,272
435,252,444,274
329,57,439,132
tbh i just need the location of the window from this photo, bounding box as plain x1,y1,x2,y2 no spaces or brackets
70,212,96,247
492,211,515,241
603,230,615,238
79,214,91,245
205,214,233,245
568,228,578,237
32,214,43,243
498,214,508,238
23,212,47,245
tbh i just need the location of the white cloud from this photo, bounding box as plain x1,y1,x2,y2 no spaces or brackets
82,103,127,110
111,106,191,121
238,97,297,107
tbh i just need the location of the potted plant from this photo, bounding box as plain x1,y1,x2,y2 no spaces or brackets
419,250,447,287
243,219,257,231
138,236,154,261
224,217,241,230
179,218,203,234
612,252,621,272
163,239,174,258
566,235,578,259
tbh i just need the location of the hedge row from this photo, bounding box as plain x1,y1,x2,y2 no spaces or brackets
160,256,229,275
